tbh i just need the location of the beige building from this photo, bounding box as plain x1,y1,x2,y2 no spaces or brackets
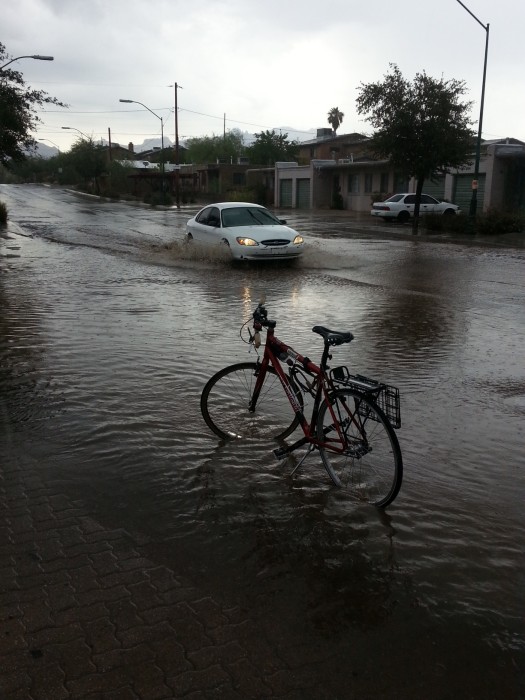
269,131,525,214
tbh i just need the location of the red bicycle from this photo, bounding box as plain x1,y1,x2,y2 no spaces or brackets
201,301,403,507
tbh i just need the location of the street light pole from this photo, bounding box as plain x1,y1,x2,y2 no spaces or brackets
456,0,490,218
38,138,60,153
0,54,54,70
61,126,89,140
119,99,164,175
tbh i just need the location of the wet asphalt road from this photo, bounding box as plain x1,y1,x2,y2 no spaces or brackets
1,184,524,698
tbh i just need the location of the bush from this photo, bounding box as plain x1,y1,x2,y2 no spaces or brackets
225,188,255,202
0,200,7,224
331,191,344,209
422,213,474,234
423,209,525,236
475,209,525,235
370,192,389,206
145,191,174,207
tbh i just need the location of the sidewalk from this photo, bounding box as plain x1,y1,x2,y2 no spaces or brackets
1,450,328,699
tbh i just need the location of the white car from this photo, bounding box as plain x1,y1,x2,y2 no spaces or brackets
371,193,460,222
186,202,305,261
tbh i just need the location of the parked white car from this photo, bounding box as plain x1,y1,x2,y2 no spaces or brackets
186,202,305,261
371,193,461,222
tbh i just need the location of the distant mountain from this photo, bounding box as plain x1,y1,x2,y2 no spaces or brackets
34,143,59,158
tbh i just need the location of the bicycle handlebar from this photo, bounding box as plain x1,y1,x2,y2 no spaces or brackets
253,303,276,330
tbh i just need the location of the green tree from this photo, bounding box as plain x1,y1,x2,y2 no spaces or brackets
186,129,245,164
62,138,107,193
246,130,298,166
356,64,475,232
327,107,344,134
0,43,67,164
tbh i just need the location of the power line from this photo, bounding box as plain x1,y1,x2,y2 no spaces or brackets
37,106,316,135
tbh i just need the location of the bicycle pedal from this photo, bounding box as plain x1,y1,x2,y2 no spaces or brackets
273,447,288,460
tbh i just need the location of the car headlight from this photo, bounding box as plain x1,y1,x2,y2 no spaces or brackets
236,237,259,246
293,235,304,244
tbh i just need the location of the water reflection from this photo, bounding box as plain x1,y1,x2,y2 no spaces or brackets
1,184,524,692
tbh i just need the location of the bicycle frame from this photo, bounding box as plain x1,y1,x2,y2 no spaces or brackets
249,324,357,457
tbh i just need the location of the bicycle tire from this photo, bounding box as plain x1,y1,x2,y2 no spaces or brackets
201,362,302,441
317,388,402,507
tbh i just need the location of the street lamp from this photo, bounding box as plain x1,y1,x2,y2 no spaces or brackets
0,54,54,70
38,138,60,153
62,126,89,140
168,83,183,208
119,99,164,174
456,0,490,218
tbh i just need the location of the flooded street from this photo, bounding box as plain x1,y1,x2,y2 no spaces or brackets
1,184,524,698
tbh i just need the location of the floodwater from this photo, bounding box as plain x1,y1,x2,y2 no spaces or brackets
1,184,524,698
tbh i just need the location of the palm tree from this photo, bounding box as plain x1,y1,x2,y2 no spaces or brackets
327,107,344,134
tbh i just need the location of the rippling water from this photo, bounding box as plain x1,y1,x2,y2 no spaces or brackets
1,185,524,695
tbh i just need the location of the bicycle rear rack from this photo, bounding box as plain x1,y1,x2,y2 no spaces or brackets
330,366,401,429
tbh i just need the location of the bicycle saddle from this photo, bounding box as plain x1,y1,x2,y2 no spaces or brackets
312,326,354,346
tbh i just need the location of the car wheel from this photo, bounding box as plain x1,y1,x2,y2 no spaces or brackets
186,232,193,242
397,210,410,223
442,208,455,217
221,238,230,247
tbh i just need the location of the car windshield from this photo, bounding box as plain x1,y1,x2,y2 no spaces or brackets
385,195,404,202
221,207,281,228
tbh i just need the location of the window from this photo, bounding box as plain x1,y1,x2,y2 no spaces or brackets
420,194,438,204
196,207,212,224
197,206,220,227
364,174,373,193
380,173,389,193
232,172,245,186
348,174,359,193
394,173,409,192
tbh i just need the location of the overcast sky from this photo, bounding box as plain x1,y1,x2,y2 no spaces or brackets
3,0,524,152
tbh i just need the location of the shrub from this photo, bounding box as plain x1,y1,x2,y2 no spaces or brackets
225,187,260,203
423,213,474,234
331,192,344,209
146,192,173,207
370,192,389,206
423,210,525,236
475,209,525,235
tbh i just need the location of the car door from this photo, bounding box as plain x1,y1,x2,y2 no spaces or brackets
420,194,439,214
205,207,221,243
191,206,220,243
403,194,416,215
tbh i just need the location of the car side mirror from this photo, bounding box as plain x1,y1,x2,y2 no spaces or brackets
208,217,219,227
279,219,287,224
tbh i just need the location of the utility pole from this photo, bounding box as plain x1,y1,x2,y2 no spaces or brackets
175,83,182,209
168,83,183,209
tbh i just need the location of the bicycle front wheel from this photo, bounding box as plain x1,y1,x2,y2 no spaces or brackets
201,362,301,441
317,388,402,507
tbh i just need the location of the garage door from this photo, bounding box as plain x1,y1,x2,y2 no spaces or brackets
424,176,446,200
296,178,311,209
453,174,486,214
279,179,292,207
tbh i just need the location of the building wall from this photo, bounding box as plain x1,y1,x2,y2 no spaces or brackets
273,136,525,213
297,133,370,163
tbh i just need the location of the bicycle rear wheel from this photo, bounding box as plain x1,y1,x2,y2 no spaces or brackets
201,362,302,441
317,388,402,507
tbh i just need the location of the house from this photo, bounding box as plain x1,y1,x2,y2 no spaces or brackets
194,161,252,195
265,131,525,214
